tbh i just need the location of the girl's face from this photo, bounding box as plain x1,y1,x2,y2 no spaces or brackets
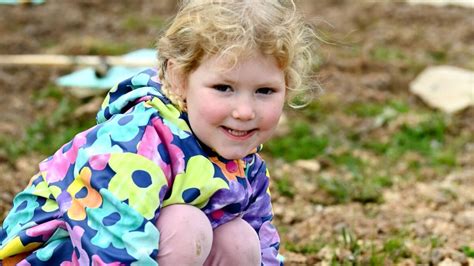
183,51,286,160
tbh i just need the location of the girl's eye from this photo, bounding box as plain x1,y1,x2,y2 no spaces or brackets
213,84,232,92
256,87,275,95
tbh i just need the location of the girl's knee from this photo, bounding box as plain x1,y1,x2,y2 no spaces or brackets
204,218,261,266
157,204,213,265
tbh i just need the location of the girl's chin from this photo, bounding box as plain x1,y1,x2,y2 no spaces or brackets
216,148,253,160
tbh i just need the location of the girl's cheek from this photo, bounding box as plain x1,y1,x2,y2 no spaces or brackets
197,101,227,123
264,109,283,130
269,101,285,124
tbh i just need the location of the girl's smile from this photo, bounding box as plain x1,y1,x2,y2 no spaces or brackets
221,126,257,140
181,51,286,160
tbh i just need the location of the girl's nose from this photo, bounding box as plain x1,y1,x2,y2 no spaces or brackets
231,101,256,121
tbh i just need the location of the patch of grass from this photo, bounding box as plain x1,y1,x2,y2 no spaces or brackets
370,46,407,62
372,175,393,188
328,152,364,175
391,115,446,155
461,246,474,258
318,176,351,203
430,150,457,167
274,175,295,198
0,85,96,162
428,50,448,63
265,121,329,162
315,152,391,204
122,15,166,32
365,245,386,266
363,114,456,168
285,240,324,255
428,236,444,249
298,100,326,120
362,141,389,155
35,83,65,100
345,100,410,118
317,174,385,204
369,46,426,75
382,236,411,261
292,229,417,265
86,40,134,55
345,102,385,118
351,178,385,204
341,227,362,257
326,227,369,265
388,100,410,114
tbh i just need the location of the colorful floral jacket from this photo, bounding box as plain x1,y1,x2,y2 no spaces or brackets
0,68,282,265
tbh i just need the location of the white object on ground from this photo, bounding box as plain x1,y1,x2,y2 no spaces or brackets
409,65,474,113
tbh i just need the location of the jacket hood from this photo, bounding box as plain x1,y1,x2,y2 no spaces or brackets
96,68,174,124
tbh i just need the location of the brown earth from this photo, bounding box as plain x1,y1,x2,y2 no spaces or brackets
0,1,473,265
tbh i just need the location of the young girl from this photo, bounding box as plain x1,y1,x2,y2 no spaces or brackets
0,0,316,265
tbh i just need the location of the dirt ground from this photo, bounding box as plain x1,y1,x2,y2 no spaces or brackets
0,1,473,265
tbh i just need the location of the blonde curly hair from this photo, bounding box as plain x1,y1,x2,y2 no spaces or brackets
156,0,319,110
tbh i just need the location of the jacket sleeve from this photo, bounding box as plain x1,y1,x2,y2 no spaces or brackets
0,115,173,265
242,154,283,266
0,172,62,260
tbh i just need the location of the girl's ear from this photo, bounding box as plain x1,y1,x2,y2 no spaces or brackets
166,60,186,98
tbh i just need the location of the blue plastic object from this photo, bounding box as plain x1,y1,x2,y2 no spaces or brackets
56,49,156,90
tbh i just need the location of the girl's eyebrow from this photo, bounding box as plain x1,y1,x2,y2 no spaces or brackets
213,72,285,88
255,80,286,89
215,74,236,85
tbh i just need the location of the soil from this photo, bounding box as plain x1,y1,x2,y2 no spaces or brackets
0,0,473,265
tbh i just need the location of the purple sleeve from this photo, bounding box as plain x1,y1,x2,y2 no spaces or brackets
242,155,283,266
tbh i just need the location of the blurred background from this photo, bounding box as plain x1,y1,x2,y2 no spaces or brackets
0,0,473,264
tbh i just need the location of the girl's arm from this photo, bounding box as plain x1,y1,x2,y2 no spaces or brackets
242,154,283,266
0,173,62,260
0,113,171,265
0,146,168,265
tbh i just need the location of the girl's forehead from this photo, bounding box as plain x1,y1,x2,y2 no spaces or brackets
199,50,281,72
192,51,286,87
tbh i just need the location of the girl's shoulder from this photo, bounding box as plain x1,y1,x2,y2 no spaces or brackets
96,68,169,123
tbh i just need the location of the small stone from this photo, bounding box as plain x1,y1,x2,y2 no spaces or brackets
293,159,321,172
282,251,307,264
273,204,284,217
431,248,444,264
468,258,474,266
450,249,468,264
455,210,474,228
335,248,353,261
409,65,474,113
398,259,416,266
438,258,461,266
315,204,324,213
317,246,334,261
431,248,468,265
282,208,298,224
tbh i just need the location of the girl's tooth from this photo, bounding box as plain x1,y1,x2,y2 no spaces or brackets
227,128,248,136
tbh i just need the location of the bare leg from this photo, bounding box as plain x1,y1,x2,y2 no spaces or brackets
156,204,213,265
204,217,261,266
